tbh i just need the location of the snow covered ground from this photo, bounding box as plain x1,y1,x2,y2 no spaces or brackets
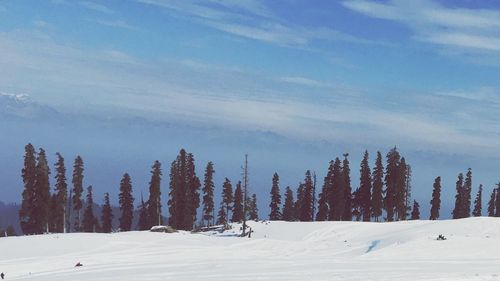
1,218,500,281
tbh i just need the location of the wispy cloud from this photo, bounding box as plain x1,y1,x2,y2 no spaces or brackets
93,19,140,31
343,0,500,55
0,31,498,155
80,1,114,14
137,0,381,48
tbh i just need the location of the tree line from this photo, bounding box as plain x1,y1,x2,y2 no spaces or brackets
18,144,258,235
268,147,499,222
17,143,500,235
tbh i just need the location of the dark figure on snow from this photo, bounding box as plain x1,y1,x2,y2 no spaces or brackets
75,262,83,267
1,272,4,279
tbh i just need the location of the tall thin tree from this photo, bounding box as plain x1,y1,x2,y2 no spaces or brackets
119,173,134,231
371,151,384,222
72,156,84,232
359,150,372,221
202,162,215,226
282,186,295,221
19,143,37,235
82,185,95,232
429,176,441,220
472,184,483,217
101,192,113,233
147,160,162,227
269,173,282,220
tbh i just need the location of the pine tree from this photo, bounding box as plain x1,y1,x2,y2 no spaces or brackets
463,168,472,218
410,200,420,220
72,156,84,232
316,161,334,221
216,204,227,225
53,153,68,233
32,148,51,234
371,151,384,222
487,187,496,217
429,176,441,220
19,143,37,235
221,178,233,221
298,170,314,221
181,153,199,230
495,185,500,217
269,173,282,220
101,192,113,233
119,173,134,231
282,186,295,221
232,181,244,222
472,184,483,217
137,194,150,231
168,150,201,231
452,173,464,219
359,150,372,221
248,194,258,220
342,154,352,221
147,160,162,227
295,183,304,221
202,162,215,226
329,158,344,221
395,157,408,221
82,185,95,232
384,147,401,222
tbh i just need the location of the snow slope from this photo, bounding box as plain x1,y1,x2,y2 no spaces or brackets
1,218,500,281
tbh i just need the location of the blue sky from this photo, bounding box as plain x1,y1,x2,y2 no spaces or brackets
0,1,500,214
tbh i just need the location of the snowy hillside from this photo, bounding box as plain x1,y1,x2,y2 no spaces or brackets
2,218,500,281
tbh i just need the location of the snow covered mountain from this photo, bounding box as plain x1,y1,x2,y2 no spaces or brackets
0,93,58,119
1,218,499,281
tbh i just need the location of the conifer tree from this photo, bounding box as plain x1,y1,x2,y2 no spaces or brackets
342,154,352,221
351,188,362,221
452,173,464,219
101,192,113,233
72,156,84,232
395,157,408,220
137,194,150,231
32,148,51,234
216,204,227,225
463,168,472,218
168,150,201,230
429,176,441,220
82,185,95,232
53,153,68,233
384,147,401,222
282,186,295,221
183,153,201,230
359,150,372,221
232,181,244,222
119,173,134,231
269,173,282,220
495,185,500,217
298,170,314,221
487,187,496,217
472,184,482,217
410,200,420,220
147,160,162,227
221,178,233,221
371,151,384,222
20,143,37,235
295,183,304,220
329,158,344,221
316,161,334,221
248,194,258,220
202,162,215,226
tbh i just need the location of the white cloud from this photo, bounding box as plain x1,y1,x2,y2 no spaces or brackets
80,1,115,14
343,0,500,54
343,0,500,58
137,0,381,48
93,19,140,31
0,31,498,156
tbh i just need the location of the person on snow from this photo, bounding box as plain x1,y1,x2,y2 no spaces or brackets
1,272,5,279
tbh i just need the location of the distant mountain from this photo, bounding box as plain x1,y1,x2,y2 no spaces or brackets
0,93,59,119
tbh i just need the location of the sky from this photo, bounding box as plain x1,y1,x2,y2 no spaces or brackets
0,0,500,217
